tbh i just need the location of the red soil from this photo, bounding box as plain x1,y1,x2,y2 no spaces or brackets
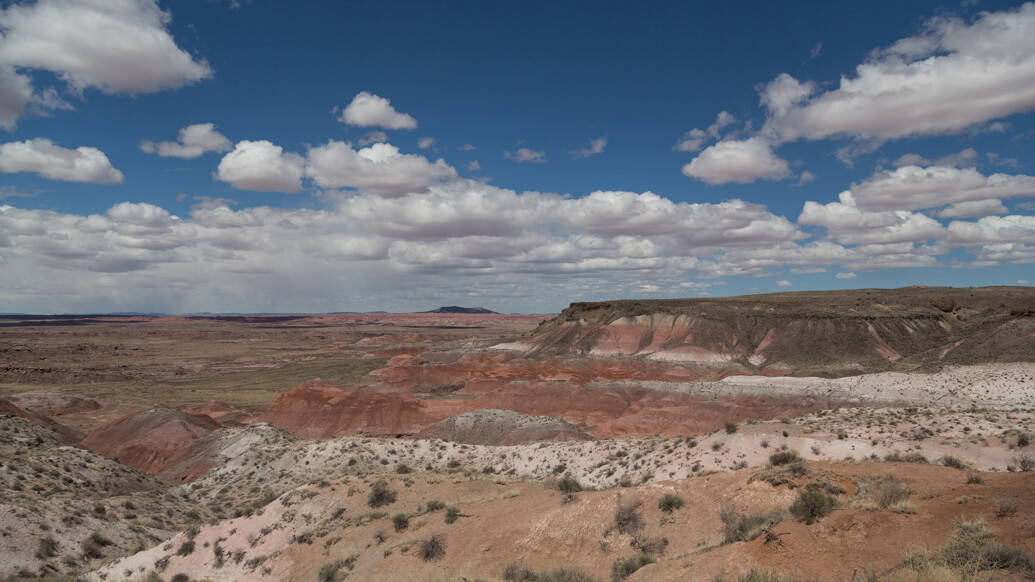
80,408,221,474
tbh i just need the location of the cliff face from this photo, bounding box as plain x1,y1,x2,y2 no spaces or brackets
508,287,1035,376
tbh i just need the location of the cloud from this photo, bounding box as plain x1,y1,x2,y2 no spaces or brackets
457,144,475,151
305,141,457,196
215,140,305,193
775,279,792,287
466,160,481,172
417,137,436,149
139,123,231,159
674,128,707,152
357,131,389,146
761,4,1035,143
0,138,122,183
338,92,417,130
938,199,1008,219
505,147,547,163
0,66,33,130
794,171,816,187
683,137,791,184
674,111,738,152
0,0,211,96
851,165,1035,211
707,111,736,138
835,272,856,279
571,136,607,159
799,191,944,245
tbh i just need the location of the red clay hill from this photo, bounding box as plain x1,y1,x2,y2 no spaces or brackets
257,287,1035,441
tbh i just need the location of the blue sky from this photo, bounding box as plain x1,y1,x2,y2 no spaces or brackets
0,0,1033,313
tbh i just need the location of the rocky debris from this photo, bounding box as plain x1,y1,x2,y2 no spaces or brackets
81,407,221,474
7,390,101,417
416,409,594,445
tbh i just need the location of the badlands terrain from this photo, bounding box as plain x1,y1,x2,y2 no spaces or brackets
0,286,1033,581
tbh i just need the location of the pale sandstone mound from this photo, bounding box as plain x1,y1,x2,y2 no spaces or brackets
501,286,1035,376
81,407,221,474
0,398,82,443
182,400,256,425
7,390,101,417
416,408,594,445
258,379,437,438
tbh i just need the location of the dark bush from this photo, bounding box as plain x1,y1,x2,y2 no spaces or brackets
789,488,835,524
725,421,738,434
769,451,802,466
614,499,644,535
418,535,446,561
610,553,655,581
658,493,684,513
445,507,460,524
558,476,583,494
367,480,397,508
392,513,409,532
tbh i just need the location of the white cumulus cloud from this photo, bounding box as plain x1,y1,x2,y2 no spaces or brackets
572,136,607,159
305,141,457,196
338,92,417,130
140,123,232,159
0,0,211,96
683,137,791,185
0,138,122,183
216,140,305,193
851,165,1035,212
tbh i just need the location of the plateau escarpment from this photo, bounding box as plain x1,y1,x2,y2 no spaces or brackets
500,286,1035,376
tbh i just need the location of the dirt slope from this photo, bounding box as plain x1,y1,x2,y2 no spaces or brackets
81,407,222,474
0,397,82,443
84,461,1035,582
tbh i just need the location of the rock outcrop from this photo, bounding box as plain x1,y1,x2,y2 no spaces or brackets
7,390,101,417
416,409,594,445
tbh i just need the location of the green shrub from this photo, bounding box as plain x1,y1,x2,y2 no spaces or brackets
425,499,445,512
392,513,409,532
367,480,397,508
719,504,783,544
558,476,583,494
789,488,835,524
941,455,967,470
418,535,445,561
176,541,195,556
613,499,644,535
1017,432,1030,448
725,421,738,434
503,563,597,582
36,536,58,559
769,451,801,466
610,553,655,581
995,498,1018,518
395,464,412,474
445,507,460,524
658,493,684,513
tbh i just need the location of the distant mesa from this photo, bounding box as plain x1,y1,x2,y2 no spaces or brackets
416,409,594,445
421,306,498,314
498,286,1035,377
